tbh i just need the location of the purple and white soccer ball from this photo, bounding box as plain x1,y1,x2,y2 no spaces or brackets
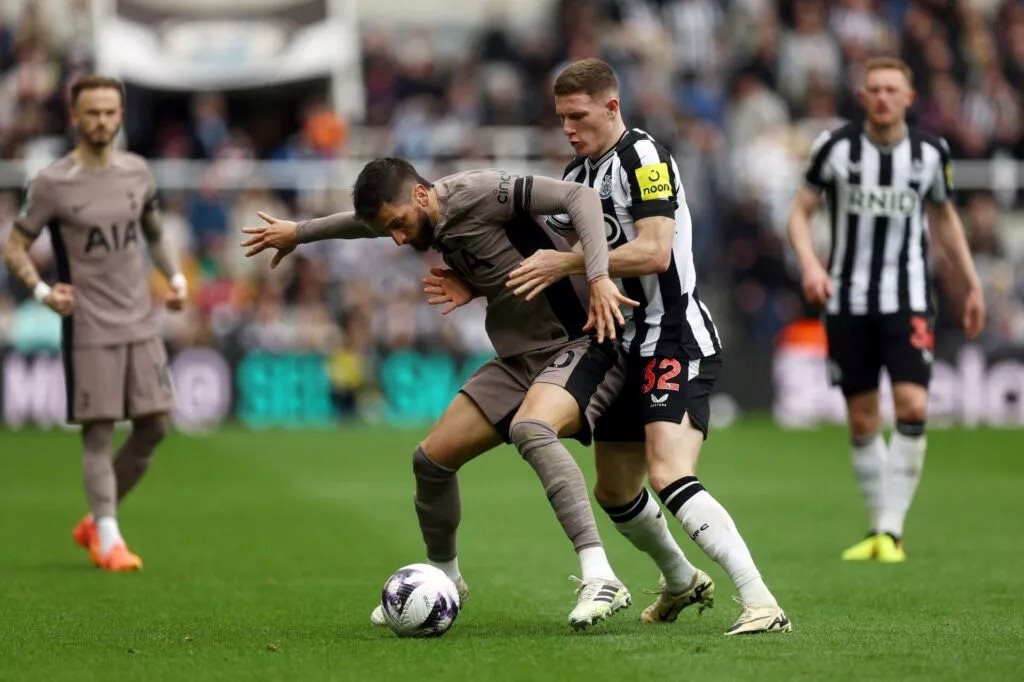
380,563,460,637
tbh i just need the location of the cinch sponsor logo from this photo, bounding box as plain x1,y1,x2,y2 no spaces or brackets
636,163,672,201
493,174,512,204
847,186,918,217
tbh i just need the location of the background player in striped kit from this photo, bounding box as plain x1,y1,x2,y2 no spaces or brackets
787,57,986,562
241,158,640,630
2,75,187,571
500,58,790,635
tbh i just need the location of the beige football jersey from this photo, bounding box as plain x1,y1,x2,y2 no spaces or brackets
432,170,592,358
15,152,160,346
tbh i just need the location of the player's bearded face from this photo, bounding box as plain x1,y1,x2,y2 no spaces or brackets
861,69,913,128
555,92,618,159
72,88,123,147
380,200,434,252
407,207,435,252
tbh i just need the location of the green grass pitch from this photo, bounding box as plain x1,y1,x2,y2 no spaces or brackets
1,421,1021,681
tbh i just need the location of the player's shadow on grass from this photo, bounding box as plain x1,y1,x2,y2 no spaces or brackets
4,560,103,574
351,618,637,642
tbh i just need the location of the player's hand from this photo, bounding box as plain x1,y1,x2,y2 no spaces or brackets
801,263,833,306
423,268,474,314
962,284,986,340
44,283,75,317
240,211,299,269
582,276,639,344
507,249,573,301
166,274,187,312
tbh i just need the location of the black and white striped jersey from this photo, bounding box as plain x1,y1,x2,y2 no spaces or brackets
805,122,954,316
548,128,721,359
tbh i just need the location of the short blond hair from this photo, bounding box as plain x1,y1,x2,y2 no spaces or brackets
864,57,913,85
553,59,619,98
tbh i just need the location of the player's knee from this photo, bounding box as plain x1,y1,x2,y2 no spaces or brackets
417,437,467,471
895,402,928,425
593,479,640,508
509,419,557,457
848,409,880,439
647,466,694,495
412,445,457,479
82,421,115,452
135,417,167,448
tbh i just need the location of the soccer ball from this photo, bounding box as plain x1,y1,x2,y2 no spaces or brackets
379,563,460,637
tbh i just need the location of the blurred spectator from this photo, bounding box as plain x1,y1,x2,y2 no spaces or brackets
777,0,842,108
193,92,228,159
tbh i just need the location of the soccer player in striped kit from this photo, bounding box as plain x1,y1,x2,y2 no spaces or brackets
787,57,986,562
507,59,790,634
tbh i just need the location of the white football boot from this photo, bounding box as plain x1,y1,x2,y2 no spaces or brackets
723,596,792,635
371,574,469,626
567,576,631,631
640,569,715,623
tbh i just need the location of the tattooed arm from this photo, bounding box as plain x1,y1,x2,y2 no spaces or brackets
1,229,74,316
140,198,187,311
140,201,182,280
2,229,42,289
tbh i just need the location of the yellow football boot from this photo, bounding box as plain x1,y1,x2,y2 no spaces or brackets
840,534,880,561
875,534,907,563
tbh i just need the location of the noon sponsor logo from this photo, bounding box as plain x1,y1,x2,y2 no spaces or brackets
636,162,672,201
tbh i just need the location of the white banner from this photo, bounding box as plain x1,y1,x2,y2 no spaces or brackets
93,0,361,108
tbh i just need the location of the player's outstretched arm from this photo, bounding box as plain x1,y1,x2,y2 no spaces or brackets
927,201,986,339
787,185,832,306
140,201,187,311
423,268,480,314
240,210,379,269
1,229,74,316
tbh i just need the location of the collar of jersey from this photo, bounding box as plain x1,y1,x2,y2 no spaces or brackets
585,130,629,169
861,123,908,153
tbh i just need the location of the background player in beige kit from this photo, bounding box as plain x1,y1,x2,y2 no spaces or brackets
1,75,187,571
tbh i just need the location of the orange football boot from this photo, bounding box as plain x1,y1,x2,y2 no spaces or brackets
72,515,101,566
90,536,144,572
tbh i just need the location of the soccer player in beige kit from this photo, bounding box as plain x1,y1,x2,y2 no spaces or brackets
2,75,187,571
242,158,640,629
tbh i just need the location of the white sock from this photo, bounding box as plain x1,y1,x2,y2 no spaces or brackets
95,516,123,556
578,546,617,581
877,424,927,538
429,557,462,583
851,433,887,531
659,478,777,607
602,488,697,592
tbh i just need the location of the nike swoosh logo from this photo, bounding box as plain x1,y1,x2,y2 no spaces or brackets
728,615,773,631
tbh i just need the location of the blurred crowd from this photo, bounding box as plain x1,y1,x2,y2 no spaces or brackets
1,0,1023,410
